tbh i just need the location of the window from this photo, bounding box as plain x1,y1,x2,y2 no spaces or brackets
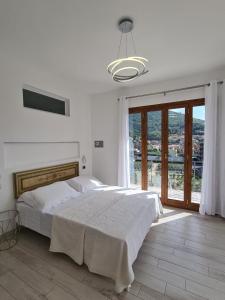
23,85,70,116
129,99,205,211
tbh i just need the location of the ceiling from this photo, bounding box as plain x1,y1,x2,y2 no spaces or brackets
0,0,225,94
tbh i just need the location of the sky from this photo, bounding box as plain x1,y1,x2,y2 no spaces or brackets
171,106,205,120
193,106,205,120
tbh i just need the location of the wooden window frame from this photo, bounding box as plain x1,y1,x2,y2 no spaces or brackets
129,98,205,211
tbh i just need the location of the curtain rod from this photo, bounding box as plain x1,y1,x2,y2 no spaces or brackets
123,81,223,100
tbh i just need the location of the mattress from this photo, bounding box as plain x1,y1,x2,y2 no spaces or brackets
17,198,79,238
17,202,53,237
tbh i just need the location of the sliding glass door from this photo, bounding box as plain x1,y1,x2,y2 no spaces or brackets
191,105,205,205
129,99,205,210
167,107,186,202
129,112,142,189
147,111,162,196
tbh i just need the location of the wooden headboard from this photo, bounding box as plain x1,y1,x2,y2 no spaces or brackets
13,162,79,199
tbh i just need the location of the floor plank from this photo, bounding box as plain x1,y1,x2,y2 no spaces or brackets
0,272,43,300
158,259,225,294
134,269,166,294
174,248,225,273
0,251,55,295
186,280,225,300
6,246,107,300
0,285,15,300
165,284,207,300
134,262,185,289
138,284,172,300
46,286,78,300
140,247,209,275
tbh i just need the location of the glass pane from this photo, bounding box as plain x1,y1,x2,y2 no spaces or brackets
168,108,185,200
191,105,205,203
129,113,142,188
147,111,162,195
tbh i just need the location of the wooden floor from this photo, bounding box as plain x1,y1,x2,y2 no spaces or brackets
1,207,225,300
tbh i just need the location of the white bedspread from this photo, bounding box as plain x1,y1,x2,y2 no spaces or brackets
50,186,162,292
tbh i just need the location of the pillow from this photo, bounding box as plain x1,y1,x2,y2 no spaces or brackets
20,181,80,213
67,175,103,192
17,191,34,207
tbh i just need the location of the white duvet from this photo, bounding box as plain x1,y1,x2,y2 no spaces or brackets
50,186,162,292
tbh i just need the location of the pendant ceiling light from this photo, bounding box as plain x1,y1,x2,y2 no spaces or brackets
107,18,149,83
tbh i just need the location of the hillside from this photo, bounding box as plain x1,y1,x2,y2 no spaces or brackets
129,111,204,140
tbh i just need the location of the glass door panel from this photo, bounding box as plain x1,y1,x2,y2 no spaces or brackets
168,108,185,201
129,113,142,188
129,99,205,210
147,111,162,195
191,105,205,204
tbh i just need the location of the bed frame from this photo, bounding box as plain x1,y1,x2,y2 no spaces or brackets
14,162,79,199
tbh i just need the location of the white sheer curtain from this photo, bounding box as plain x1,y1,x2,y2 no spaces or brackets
200,81,225,217
216,82,225,217
117,96,130,187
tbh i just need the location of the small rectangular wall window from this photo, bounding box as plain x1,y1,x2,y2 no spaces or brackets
23,85,70,116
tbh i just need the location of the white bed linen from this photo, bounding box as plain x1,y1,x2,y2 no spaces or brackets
49,186,162,292
18,181,80,213
67,175,104,192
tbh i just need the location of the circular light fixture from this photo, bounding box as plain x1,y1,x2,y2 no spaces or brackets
107,18,149,83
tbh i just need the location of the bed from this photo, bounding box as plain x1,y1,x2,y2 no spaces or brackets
14,162,162,293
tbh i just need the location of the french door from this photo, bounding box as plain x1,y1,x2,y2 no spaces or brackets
129,99,205,210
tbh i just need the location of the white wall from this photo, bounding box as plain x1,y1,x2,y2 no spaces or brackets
0,52,92,211
91,89,121,185
91,68,225,185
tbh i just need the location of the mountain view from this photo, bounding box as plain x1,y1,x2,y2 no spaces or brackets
129,109,205,203
129,111,205,140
